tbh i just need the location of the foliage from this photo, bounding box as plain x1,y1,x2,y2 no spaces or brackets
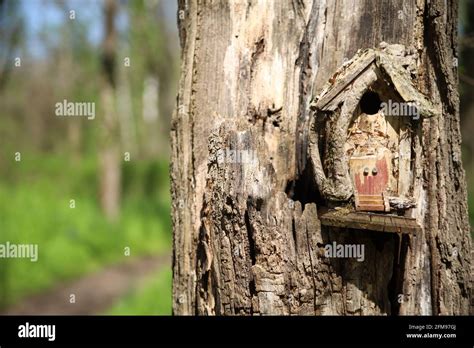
0,153,172,308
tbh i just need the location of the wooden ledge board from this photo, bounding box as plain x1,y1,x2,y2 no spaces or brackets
319,208,420,234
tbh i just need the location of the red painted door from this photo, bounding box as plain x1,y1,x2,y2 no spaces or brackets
349,153,390,212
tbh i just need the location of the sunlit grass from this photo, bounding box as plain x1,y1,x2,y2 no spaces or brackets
106,268,172,315
0,153,172,308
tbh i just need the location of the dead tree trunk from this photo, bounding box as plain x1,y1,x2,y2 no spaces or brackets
171,0,472,315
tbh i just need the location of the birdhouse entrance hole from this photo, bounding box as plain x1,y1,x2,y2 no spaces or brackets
359,91,381,115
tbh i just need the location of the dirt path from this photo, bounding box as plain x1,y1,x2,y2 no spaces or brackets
1,254,171,315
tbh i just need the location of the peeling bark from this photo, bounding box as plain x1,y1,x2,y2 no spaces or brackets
171,0,472,315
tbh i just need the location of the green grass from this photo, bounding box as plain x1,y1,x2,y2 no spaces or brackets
0,152,172,308
106,268,172,315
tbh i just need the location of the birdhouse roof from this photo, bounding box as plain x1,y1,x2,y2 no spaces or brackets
311,46,436,118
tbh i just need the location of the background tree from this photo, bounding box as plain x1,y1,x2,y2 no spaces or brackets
0,0,23,90
128,0,178,159
99,0,121,221
0,0,23,309
171,0,472,315
0,0,177,313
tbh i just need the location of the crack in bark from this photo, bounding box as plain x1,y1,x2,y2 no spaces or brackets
295,0,321,176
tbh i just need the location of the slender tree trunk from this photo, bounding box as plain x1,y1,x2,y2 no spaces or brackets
171,0,472,315
117,66,136,155
99,0,121,221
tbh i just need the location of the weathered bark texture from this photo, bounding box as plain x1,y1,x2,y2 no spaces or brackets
171,0,472,315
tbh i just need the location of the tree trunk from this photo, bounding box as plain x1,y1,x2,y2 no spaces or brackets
99,0,121,221
171,0,472,315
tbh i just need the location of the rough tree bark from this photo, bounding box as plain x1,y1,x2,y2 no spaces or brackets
171,0,472,315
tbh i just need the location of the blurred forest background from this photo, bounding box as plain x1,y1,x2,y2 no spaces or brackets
0,0,473,315
0,0,178,314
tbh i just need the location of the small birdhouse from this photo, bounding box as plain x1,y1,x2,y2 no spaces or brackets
308,43,435,235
